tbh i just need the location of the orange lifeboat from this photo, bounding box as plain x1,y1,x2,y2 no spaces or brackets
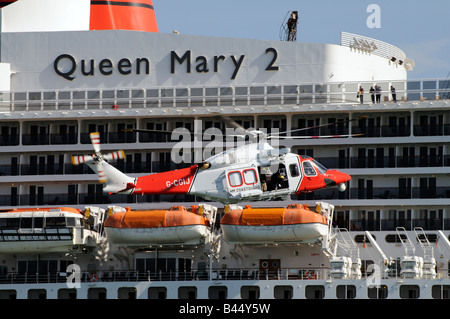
220,203,332,244
104,205,213,246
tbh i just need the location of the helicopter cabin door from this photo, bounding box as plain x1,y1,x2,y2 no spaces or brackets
226,167,262,200
284,156,302,193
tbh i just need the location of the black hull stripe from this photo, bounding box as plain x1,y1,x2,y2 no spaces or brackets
91,1,154,10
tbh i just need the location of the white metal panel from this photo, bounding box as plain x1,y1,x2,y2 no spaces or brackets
1,0,90,32
1,31,408,92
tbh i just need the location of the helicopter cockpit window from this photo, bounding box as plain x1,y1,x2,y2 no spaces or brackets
289,164,300,177
312,159,328,174
303,161,317,176
243,169,258,185
228,171,243,187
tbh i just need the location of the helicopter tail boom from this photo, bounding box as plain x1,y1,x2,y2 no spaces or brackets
132,164,198,195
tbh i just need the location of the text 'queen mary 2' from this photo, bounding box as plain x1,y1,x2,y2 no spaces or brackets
0,0,449,300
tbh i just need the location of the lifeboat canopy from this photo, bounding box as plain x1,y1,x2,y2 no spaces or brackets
220,202,334,244
104,204,217,247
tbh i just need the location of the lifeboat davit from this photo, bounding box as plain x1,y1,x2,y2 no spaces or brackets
220,203,332,244
104,205,213,246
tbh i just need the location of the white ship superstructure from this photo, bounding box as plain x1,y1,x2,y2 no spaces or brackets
0,0,449,300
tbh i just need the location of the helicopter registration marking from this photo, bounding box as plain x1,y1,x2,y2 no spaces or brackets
166,178,191,188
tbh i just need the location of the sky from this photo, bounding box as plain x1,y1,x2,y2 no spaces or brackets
153,0,450,79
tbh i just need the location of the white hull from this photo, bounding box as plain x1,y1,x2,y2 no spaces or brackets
105,225,209,246
2,277,449,300
221,223,328,244
0,240,77,253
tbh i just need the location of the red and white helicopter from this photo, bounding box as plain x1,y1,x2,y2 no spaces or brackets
72,117,354,204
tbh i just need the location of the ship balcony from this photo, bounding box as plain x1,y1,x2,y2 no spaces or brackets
0,78,448,113
4,121,450,146
294,185,450,202
1,153,449,177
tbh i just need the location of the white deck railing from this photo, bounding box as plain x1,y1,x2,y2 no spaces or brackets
0,78,449,112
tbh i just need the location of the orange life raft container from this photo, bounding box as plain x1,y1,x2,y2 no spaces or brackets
104,205,212,246
220,203,330,244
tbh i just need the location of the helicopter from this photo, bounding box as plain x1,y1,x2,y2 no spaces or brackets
72,116,356,204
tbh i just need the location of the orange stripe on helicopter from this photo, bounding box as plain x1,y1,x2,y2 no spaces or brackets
90,0,158,32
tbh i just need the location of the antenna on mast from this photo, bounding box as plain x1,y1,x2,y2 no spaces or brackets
280,10,299,42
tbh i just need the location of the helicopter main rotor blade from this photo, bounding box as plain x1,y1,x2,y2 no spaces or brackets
268,115,368,137
269,133,364,139
121,128,174,134
122,128,248,140
90,132,102,154
94,161,108,183
104,150,126,161
72,155,94,165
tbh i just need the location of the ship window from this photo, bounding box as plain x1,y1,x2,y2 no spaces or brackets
0,219,7,229
45,217,66,228
289,164,300,177
243,169,258,185
416,233,438,243
432,285,450,299
241,286,260,299
399,285,420,299
66,217,76,227
209,286,228,299
385,234,406,243
274,285,293,299
368,285,388,299
34,217,43,228
20,217,33,229
305,285,324,299
228,171,243,187
303,162,317,176
2,219,19,230
354,234,376,243
178,286,197,299
336,285,356,299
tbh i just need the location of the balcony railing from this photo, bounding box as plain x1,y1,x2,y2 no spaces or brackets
0,78,449,112
0,153,449,178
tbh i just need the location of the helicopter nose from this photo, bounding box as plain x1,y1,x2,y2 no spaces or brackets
326,170,351,185
324,178,337,187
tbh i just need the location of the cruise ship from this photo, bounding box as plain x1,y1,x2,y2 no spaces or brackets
0,0,450,302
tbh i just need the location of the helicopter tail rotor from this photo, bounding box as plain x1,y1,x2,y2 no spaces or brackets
71,132,133,190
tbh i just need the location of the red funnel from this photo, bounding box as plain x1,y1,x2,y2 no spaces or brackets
90,0,158,32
